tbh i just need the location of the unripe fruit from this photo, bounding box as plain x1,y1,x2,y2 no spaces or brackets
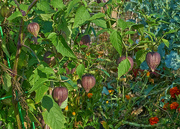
146,52,161,72
27,22,40,37
116,56,134,71
0,5,12,18
80,35,91,46
52,87,68,106
81,74,96,92
43,51,55,66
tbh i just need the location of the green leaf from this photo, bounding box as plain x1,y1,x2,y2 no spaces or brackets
40,13,54,21
145,31,155,39
61,76,78,90
76,64,85,79
66,0,80,16
92,19,107,28
135,50,147,66
19,4,29,11
28,78,48,93
128,38,134,44
35,84,49,104
36,1,51,12
73,6,90,28
7,11,22,20
100,69,110,77
2,38,10,58
89,13,105,21
57,36,76,58
60,98,68,109
110,30,122,56
47,33,76,58
57,17,72,42
47,32,57,43
2,73,11,92
37,65,55,75
118,19,128,30
42,95,66,129
164,29,177,35
50,0,65,10
96,29,111,36
7,122,13,129
162,38,169,48
118,58,130,78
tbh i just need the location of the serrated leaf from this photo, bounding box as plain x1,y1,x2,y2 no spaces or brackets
118,19,128,30
76,64,85,79
118,59,130,78
92,19,107,28
42,95,66,129
48,33,76,58
35,85,49,104
162,38,169,48
36,1,51,12
28,78,48,93
89,13,105,21
2,73,11,92
50,0,65,9
56,36,76,58
110,31,122,56
38,65,55,75
73,6,90,28
7,11,22,20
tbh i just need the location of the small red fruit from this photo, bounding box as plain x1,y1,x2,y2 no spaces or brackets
27,22,40,37
52,87,68,106
81,74,96,92
116,56,134,71
146,52,161,72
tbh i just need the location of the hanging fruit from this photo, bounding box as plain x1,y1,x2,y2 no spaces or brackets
146,52,161,72
52,87,68,106
81,74,96,92
27,22,40,37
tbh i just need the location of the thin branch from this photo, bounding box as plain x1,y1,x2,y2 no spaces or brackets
27,0,38,14
22,44,40,64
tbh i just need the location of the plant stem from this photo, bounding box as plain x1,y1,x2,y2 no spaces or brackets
12,0,38,128
12,18,24,129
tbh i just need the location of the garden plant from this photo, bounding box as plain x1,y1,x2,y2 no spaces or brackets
0,0,180,129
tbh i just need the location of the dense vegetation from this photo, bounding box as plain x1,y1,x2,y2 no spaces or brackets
0,0,180,129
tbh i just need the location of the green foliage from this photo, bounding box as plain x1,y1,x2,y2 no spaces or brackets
42,95,66,129
0,0,180,128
